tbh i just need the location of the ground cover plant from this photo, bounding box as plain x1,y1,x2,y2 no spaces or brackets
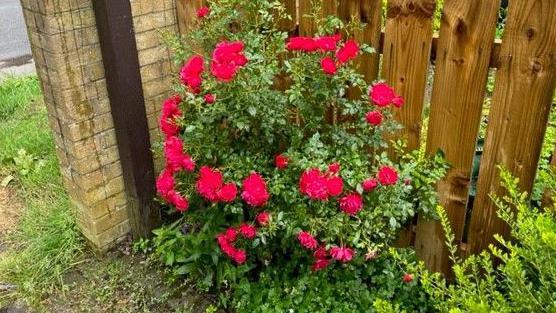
153,0,448,311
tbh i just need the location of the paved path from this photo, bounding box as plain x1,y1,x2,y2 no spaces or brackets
0,0,35,77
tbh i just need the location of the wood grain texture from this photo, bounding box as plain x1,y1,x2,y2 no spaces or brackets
413,0,501,275
382,0,436,152
299,0,338,36
176,0,205,35
337,0,382,83
277,0,297,32
467,0,556,255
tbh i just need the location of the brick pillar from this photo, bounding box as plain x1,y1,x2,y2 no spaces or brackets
19,0,129,250
19,0,178,250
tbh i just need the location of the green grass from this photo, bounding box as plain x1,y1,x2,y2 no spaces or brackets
0,75,42,121
0,75,84,307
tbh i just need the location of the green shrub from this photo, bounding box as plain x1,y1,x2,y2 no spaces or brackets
420,168,556,312
231,249,431,313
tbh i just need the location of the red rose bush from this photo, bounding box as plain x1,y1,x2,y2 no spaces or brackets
152,0,447,292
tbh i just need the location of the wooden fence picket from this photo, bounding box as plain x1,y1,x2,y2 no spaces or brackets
277,0,297,32
381,0,436,246
413,0,501,275
381,0,436,153
337,0,382,83
176,0,205,35
467,0,556,255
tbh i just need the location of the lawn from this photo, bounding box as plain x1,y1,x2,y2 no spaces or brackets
0,75,214,313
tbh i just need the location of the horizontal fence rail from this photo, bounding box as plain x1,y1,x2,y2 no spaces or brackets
175,0,556,276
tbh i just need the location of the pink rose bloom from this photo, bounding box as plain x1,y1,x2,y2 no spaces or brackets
377,166,398,186
274,154,289,169
256,211,271,226
370,83,395,107
336,40,359,64
330,246,354,262
365,111,383,126
297,231,318,250
241,173,270,207
339,193,363,216
197,6,210,18
299,169,329,200
196,166,224,202
320,57,337,75
326,176,344,197
311,258,331,271
362,178,379,192
239,223,257,239
218,182,237,203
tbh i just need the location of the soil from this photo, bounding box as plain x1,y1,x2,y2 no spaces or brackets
1,238,219,313
0,186,23,239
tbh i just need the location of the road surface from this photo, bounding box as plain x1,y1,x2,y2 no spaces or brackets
0,0,35,77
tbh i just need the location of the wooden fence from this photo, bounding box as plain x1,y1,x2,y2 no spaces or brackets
176,0,556,275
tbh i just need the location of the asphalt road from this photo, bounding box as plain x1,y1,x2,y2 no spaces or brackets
0,0,34,75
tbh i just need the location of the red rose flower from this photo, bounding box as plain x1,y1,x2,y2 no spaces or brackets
239,223,257,239
365,111,383,126
160,117,180,139
241,172,270,207
167,190,189,212
160,95,182,138
196,6,210,18
392,95,405,108
362,178,379,192
218,182,237,203
232,249,247,264
274,154,289,169
299,169,329,200
370,83,395,107
164,136,195,172
211,41,248,82
403,273,414,283
320,57,337,75
336,40,359,64
180,55,204,93
377,166,398,186
196,166,224,202
156,169,174,197
330,246,354,262
315,34,341,52
224,227,238,242
339,193,363,216
298,231,318,250
328,162,341,174
311,258,331,272
286,37,317,52
326,176,344,197
204,93,216,104
313,246,328,259
256,211,270,226
161,95,182,120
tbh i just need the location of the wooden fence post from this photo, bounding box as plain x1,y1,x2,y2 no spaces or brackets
93,0,161,238
413,0,501,275
467,0,556,255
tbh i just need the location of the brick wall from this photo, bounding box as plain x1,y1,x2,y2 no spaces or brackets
20,0,177,250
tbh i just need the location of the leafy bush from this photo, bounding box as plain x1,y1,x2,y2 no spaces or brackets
419,168,556,312
231,248,431,313
152,0,447,307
